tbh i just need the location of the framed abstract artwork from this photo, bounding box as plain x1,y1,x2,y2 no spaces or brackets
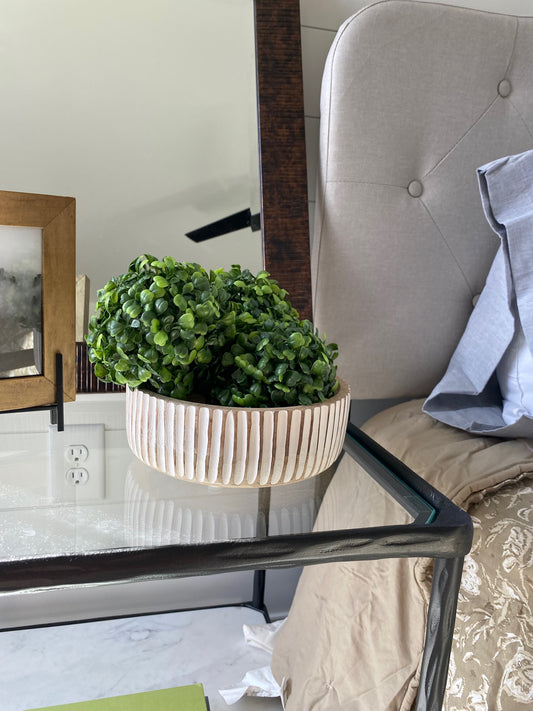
0,191,76,412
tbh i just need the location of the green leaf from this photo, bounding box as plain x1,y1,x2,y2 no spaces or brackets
184,348,197,365
288,331,305,349
154,298,169,314
179,329,195,343
137,367,152,382
282,349,296,361
173,293,187,311
94,363,109,379
275,363,288,380
178,312,195,329
311,360,327,377
285,370,301,387
238,312,256,325
107,320,124,337
140,289,155,305
140,347,158,363
222,352,234,366
192,273,210,292
141,309,156,324
154,331,168,347
221,311,236,326
298,394,313,406
174,343,189,360
160,366,173,383
197,347,213,364
114,359,131,372
149,284,165,298
195,302,212,320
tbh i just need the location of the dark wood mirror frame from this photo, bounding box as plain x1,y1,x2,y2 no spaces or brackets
255,0,311,320
77,0,311,393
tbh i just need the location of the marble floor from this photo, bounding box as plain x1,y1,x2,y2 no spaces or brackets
0,607,283,711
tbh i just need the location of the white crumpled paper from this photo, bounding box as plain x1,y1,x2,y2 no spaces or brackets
218,619,285,706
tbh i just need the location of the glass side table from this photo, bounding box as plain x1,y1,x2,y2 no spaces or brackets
0,399,472,711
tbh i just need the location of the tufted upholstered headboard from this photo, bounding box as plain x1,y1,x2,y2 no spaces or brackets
312,0,533,400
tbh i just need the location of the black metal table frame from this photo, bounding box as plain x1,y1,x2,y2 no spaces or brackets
1,421,472,711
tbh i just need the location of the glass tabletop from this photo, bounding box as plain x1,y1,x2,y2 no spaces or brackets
0,394,420,568
0,394,472,711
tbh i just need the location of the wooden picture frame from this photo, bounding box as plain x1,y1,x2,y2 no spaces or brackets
0,191,76,411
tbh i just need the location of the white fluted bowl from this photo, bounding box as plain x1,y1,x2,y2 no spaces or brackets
125,378,350,487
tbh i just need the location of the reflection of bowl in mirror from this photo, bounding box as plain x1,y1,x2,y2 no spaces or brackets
124,458,323,545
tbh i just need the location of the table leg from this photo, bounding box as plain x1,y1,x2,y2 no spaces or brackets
245,488,272,622
415,555,464,711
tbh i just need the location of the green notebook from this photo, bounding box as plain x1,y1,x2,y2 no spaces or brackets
25,684,208,711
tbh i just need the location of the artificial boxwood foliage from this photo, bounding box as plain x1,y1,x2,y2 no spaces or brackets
86,255,339,408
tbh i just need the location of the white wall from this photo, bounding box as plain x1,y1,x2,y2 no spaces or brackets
300,0,533,231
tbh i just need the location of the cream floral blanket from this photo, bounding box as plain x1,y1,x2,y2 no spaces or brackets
444,476,532,710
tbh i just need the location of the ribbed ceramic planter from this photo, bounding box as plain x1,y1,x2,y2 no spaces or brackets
125,378,350,487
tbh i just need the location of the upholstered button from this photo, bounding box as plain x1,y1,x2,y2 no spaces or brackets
498,79,512,97
472,294,480,307
407,180,423,197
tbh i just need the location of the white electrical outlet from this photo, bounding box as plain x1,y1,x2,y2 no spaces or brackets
65,445,89,464
49,424,105,501
65,467,90,485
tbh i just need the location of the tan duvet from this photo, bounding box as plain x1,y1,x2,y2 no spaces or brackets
271,400,533,710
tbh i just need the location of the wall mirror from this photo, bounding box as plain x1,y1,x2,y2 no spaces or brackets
0,0,310,393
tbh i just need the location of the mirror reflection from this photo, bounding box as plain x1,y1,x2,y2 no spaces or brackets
1,0,261,313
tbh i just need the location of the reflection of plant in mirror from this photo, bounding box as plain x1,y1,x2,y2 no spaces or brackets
86,255,339,407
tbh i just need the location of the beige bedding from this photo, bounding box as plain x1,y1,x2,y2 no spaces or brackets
271,400,533,710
